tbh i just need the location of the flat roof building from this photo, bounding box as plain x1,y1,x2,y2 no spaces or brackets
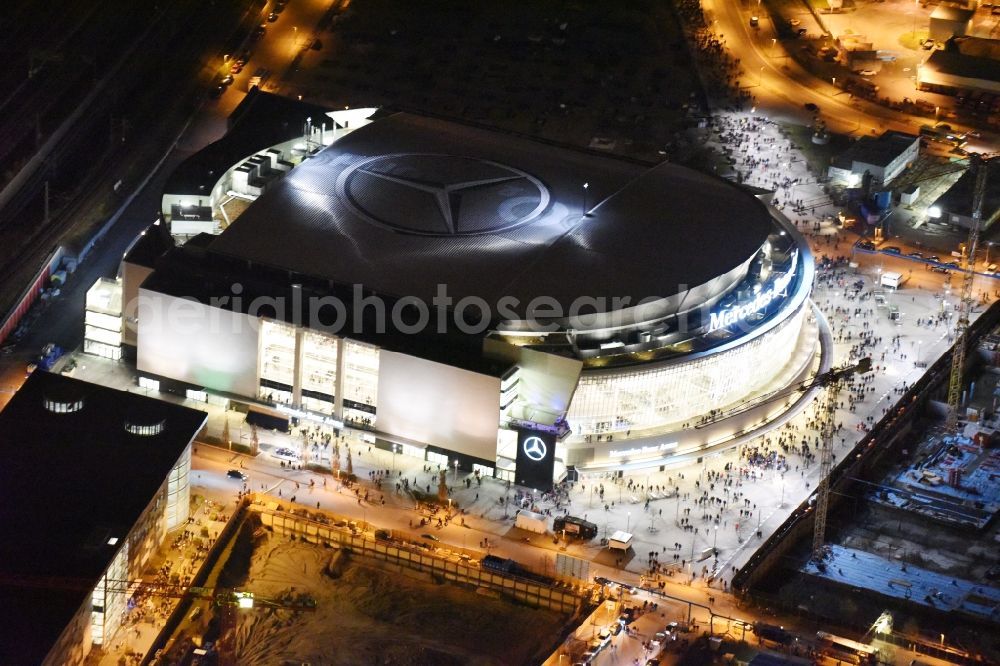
827,131,920,187
918,37,1000,98
0,372,207,665
928,6,975,42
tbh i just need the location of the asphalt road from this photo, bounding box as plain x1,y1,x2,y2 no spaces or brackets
704,0,999,149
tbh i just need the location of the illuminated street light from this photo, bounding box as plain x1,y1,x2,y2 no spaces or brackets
236,592,254,609
872,611,892,634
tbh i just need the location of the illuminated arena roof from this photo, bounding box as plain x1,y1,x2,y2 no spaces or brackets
207,112,774,324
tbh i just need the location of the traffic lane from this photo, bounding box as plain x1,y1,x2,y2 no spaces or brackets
240,0,332,87
852,245,998,288
192,442,636,584
706,0,921,136
13,142,199,357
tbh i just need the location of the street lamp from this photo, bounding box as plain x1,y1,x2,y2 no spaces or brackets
453,459,459,480
582,182,589,217
713,525,719,549
392,443,400,473
626,511,631,533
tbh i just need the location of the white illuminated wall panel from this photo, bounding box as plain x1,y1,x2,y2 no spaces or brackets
376,351,502,462
136,289,260,396
568,304,807,435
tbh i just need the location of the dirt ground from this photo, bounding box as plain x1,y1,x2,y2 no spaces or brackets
226,533,569,665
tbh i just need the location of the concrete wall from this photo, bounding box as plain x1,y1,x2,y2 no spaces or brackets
734,300,1000,593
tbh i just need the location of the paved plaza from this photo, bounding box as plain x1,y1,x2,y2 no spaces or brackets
37,109,981,665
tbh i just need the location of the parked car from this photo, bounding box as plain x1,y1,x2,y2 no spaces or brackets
858,240,876,251
227,469,246,480
882,246,902,254
907,251,923,258
804,102,819,112
271,447,299,462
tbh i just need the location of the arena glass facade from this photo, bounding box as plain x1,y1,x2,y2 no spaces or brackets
567,301,808,436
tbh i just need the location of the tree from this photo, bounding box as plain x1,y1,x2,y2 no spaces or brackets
346,447,353,476
222,417,231,450
250,424,259,456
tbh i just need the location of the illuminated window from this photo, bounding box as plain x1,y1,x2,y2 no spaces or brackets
124,420,166,436
43,397,85,414
568,305,807,435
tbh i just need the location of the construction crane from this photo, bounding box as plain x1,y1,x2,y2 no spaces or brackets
945,154,992,433
694,357,872,430
811,357,872,561
688,353,872,561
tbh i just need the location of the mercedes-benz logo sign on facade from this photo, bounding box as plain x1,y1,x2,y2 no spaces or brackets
522,436,548,462
337,153,550,236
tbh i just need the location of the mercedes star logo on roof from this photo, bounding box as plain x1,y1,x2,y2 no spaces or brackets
337,153,550,236
522,436,548,462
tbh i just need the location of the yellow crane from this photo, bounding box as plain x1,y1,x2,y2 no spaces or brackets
811,358,872,561
945,154,993,433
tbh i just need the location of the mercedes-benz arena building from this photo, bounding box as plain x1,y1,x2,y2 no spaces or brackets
134,111,815,487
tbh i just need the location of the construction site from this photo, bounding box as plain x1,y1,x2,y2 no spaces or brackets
151,501,578,666
734,156,1000,664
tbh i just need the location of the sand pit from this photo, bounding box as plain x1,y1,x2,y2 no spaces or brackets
225,533,569,665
